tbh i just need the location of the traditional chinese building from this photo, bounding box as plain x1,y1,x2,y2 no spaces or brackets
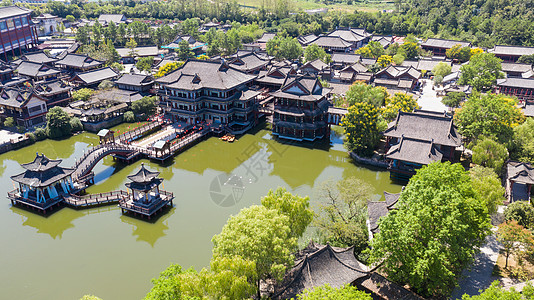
0,6,38,60
9,153,75,213
272,75,331,141
496,78,534,101
421,38,471,56
384,110,462,179
0,87,48,127
155,59,257,131
119,164,174,219
489,45,534,63
367,190,401,240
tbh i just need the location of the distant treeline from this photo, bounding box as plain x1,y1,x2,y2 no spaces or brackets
17,0,534,47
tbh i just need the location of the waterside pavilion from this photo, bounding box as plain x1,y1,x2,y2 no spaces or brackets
8,153,75,213
119,164,174,219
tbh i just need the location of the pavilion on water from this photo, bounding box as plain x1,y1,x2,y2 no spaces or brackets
119,163,174,219
8,153,75,213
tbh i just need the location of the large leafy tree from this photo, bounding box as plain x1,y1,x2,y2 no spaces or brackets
132,96,157,116
304,43,330,62
445,44,472,62
511,117,534,164
341,102,383,156
155,61,184,78
458,53,504,91
261,187,313,239
471,137,509,175
469,166,506,215
266,36,303,61
504,201,534,228
345,82,389,108
442,91,466,109
212,205,296,297
177,40,194,60
314,177,374,253
369,162,491,297
46,107,72,138
136,57,154,73
297,284,373,300
462,281,534,299
355,41,385,58
454,93,525,144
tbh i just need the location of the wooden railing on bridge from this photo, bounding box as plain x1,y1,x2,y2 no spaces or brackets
72,144,136,180
64,190,129,207
117,120,164,143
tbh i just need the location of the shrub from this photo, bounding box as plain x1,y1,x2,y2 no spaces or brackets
124,111,135,122
34,127,47,140
504,201,534,228
4,117,14,127
70,117,83,132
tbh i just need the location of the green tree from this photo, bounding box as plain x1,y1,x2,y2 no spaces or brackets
66,15,75,23
72,88,94,102
110,62,124,72
136,57,154,73
432,62,452,84
4,117,14,127
98,80,114,90
471,137,509,175
80,296,102,300
304,43,329,62
511,118,534,164
315,177,373,253
469,166,506,215
266,36,303,61
497,220,534,268
342,102,383,156
459,53,504,91
132,96,157,116
399,41,419,59
124,111,135,122
345,82,389,108
144,264,188,300
297,284,372,300
355,41,385,58
446,44,472,62
177,40,194,60
442,91,466,109
462,281,534,299
261,187,313,239
505,201,534,228
518,54,534,66
369,162,491,297
70,117,83,132
46,107,72,138
125,38,138,57
212,205,296,297
382,92,420,121
76,26,90,45
180,256,257,300
454,93,525,143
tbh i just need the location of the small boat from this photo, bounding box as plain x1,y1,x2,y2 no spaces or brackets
227,135,236,143
220,135,229,141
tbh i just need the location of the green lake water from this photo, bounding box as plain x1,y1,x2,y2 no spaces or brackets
0,125,401,300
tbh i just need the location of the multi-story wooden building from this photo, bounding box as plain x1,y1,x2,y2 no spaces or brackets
155,59,258,131
0,87,48,127
272,75,331,141
0,6,38,60
496,78,534,101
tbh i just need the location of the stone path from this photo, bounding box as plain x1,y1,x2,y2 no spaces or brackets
417,79,448,112
450,231,501,299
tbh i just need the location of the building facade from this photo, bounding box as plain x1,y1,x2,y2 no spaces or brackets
0,6,38,60
272,75,331,141
156,59,258,131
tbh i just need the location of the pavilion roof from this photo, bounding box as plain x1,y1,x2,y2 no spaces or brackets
12,153,74,188
128,163,160,183
273,242,369,299
507,161,534,185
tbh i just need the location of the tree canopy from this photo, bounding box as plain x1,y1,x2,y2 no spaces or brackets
297,284,373,300
212,205,296,295
369,162,491,297
46,107,72,139
462,281,534,299
260,187,313,239
341,102,383,156
471,137,509,175
266,36,303,61
454,93,525,144
345,82,388,108
469,166,506,215
458,53,504,91
303,43,330,63
382,93,420,121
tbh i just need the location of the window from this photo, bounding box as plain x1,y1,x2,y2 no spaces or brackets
28,106,42,114
4,43,9,50
18,38,24,45
6,19,14,29
21,17,27,26
0,21,6,30
14,18,21,27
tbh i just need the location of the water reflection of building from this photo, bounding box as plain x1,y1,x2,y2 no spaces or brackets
120,207,174,247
